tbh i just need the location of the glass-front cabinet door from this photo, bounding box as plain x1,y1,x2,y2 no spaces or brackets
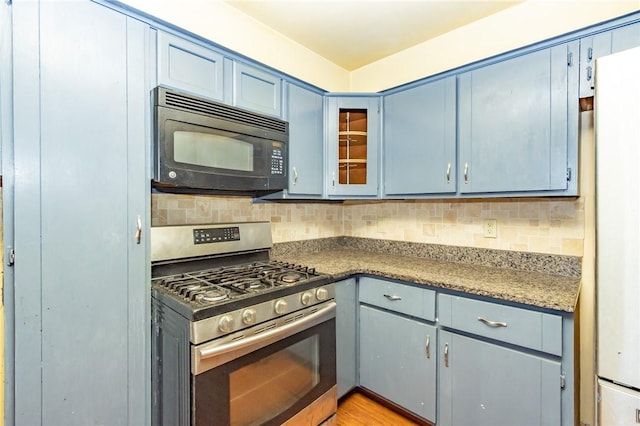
326,96,380,197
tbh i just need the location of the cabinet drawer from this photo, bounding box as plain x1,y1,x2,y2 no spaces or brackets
359,277,435,321
438,294,562,356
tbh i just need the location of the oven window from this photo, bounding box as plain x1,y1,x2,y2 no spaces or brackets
173,130,254,172
229,335,320,426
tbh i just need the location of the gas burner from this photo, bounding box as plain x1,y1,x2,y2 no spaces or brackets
178,283,209,294
194,287,230,303
280,272,305,284
231,278,274,292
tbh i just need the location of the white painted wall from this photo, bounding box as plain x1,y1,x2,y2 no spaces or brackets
119,0,639,92
351,1,640,91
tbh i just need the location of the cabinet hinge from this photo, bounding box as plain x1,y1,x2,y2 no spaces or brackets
560,374,566,389
566,168,572,182
7,248,15,267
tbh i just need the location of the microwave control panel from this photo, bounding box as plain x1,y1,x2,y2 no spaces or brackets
270,147,284,175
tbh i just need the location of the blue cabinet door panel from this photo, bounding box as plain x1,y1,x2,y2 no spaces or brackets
326,96,380,197
12,1,150,424
234,62,282,117
580,23,640,97
384,76,456,195
335,278,357,398
439,330,561,426
157,31,225,101
459,44,571,193
360,305,436,422
287,83,324,196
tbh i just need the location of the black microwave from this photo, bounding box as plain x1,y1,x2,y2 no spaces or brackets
152,87,288,195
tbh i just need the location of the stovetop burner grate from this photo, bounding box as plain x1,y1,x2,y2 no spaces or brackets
152,260,321,308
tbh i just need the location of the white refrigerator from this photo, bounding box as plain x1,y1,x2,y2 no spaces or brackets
595,46,640,426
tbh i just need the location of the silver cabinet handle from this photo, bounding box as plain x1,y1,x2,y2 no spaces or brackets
477,316,508,328
292,166,298,185
135,215,142,245
446,162,451,183
332,171,336,187
464,162,469,184
383,294,402,301
425,335,431,359
444,343,449,367
586,66,593,81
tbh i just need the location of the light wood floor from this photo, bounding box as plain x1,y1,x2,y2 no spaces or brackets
336,392,419,426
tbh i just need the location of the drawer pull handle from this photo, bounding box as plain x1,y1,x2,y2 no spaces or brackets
425,335,431,359
383,294,402,301
477,316,508,328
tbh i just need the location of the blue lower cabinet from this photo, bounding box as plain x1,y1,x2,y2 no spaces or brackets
359,305,437,423
335,278,357,398
439,330,561,426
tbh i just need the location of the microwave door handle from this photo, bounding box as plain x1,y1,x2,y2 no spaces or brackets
193,301,336,374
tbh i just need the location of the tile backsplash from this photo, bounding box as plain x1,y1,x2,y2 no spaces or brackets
152,194,584,256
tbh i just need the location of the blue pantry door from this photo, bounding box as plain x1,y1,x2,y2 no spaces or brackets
11,1,149,424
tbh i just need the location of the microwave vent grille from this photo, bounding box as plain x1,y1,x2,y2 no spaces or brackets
164,91,287,134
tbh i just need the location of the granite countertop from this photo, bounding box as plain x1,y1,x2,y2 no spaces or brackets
271,245,581,313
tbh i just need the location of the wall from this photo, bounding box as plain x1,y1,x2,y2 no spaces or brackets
152,195,583,256
151,195,344,243
118,0,639,92
351,1,640,92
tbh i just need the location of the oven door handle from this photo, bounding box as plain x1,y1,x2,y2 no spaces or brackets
193,301,336,375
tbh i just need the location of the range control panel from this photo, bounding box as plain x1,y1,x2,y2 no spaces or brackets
193,227,240,244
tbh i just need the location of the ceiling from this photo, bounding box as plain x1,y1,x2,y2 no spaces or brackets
222,0,524,71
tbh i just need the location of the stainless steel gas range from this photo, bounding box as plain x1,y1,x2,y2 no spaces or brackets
151,222,337,426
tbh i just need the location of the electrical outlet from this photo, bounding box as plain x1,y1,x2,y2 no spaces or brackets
483,219,497,238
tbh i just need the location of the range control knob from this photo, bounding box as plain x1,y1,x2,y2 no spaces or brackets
242,308,257,325
274,299,288,315
316,287,329,301
218,315,234,333
301,292,313,306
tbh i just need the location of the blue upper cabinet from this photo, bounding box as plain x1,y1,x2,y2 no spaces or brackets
157,31,226,101
458,42,579,195
286,83,324,196
233,62,283,117
326,96,380,197
383,76,456,196
580,22,640,97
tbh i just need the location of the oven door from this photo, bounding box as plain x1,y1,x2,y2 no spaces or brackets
192,301,337,426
